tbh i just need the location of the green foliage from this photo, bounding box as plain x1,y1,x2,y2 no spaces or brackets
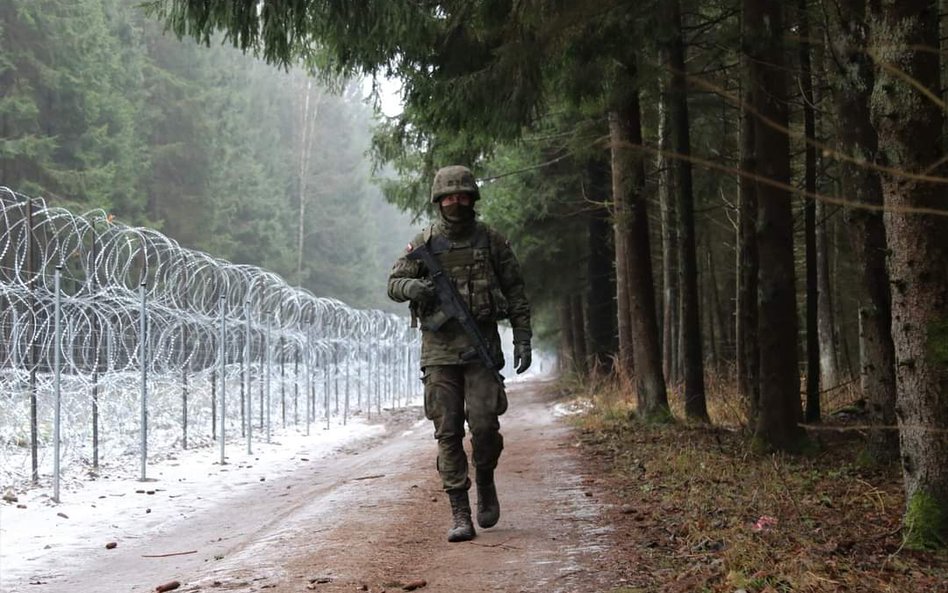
0,0,147,212
925,317,948,367
479,107,599,302
144,1,673,341
904,490,948,550
151,0,545,138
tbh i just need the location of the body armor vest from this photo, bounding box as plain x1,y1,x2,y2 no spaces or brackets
425,225,509,323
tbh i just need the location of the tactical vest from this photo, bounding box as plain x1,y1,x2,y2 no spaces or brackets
422,224,509,323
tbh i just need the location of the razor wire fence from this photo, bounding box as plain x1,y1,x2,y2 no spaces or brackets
0,187,420,497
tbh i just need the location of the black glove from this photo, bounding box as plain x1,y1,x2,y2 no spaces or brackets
405,278,436,304
514,340,532,374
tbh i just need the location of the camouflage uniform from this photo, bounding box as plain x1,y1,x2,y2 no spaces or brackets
387,166,531,541
388,218,532,488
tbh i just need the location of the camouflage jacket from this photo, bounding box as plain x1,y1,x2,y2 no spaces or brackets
387,219,532,367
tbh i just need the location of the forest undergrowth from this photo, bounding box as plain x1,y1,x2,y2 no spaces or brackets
560,373,948,592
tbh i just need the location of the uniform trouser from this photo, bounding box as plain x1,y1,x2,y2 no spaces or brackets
423,363,508,492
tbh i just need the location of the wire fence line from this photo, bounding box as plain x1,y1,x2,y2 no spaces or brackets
0,187,420,497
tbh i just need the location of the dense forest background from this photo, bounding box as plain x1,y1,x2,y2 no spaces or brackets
0,0,414,311
3,0,948,552
147,0,948,550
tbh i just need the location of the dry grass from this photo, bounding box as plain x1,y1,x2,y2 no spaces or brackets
556,374,948,593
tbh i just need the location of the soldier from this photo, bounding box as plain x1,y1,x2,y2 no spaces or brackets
387,165,532,542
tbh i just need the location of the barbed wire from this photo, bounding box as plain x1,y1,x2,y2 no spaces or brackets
0,187,419,492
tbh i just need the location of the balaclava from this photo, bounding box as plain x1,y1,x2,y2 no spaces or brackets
440,199,476,224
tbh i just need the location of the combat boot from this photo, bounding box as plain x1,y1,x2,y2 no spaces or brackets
475,468,500,529
447,489,476,542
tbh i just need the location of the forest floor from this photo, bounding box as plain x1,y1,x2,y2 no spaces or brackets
572,375,948,593
9,378,948,593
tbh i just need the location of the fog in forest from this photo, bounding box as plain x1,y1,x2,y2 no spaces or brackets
0,0,417,312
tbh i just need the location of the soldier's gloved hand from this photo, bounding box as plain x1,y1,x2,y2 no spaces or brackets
405,278,436,304
514,341,532,374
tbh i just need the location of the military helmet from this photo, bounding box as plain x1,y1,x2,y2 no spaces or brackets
430,165,481,203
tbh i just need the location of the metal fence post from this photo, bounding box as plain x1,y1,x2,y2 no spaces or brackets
375,342,381,416
323,349,330,429
26,197,38,484
364,342,371,421
139,279,148,482
280,299,286,429
343,346,350,425
357,341,363,412
240,332,246,438
305,328,312,436
180,265,188,450
53,266,62,502
219,294,226,465
333,344,339,414
211,368,217,440
265,317,272,443
90,229,101,467
294,353,300,426
245,299,252,455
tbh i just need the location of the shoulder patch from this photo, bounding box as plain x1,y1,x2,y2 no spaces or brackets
405,243,414,253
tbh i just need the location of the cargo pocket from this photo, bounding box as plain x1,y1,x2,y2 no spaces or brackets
495,383,509,417
422,367,438,421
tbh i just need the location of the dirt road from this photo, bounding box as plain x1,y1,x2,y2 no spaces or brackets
20,380,617,593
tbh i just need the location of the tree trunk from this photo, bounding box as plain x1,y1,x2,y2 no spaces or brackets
825,0,898,461
869,0,948,548
586,158,618,375
610,61,670,420
746,0,805,450
610,111,635,375
831,218,858,379
813,23,843,393
736,57,761,425
559,297,576,373
706,245,726,374
657,76,680,386
296,79,321,286
799,0,821,423
570,294,588,376
816,199,841,389
659,0,707,421
700,250,716,371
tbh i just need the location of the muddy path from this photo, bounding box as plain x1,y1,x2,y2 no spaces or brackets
19,380,618,593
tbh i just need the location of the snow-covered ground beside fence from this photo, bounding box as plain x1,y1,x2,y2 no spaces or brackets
0,412,396,588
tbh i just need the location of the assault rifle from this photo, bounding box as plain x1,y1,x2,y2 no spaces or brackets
407,243,505,385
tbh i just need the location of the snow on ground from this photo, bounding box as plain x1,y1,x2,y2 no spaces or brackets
552,398,592,418
0,415,387,588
